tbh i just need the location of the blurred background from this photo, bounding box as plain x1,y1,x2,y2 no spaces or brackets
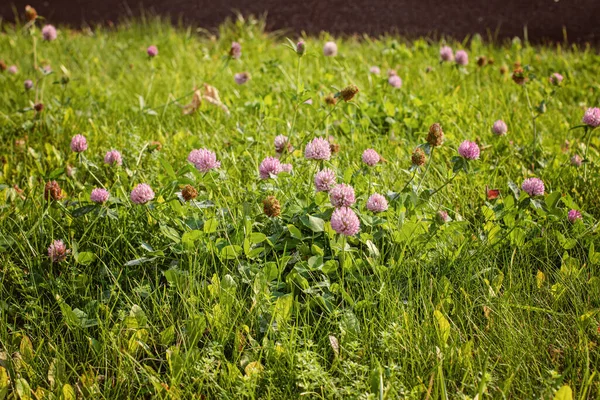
1,0,599,43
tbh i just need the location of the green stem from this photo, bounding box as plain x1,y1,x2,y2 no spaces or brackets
523,85,539,152
584,127,592,181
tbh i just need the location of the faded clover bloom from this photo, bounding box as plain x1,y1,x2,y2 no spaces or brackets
147,45,158,57
70,134,88,153
329,184,356,207
104,150,123,166
521,178,545,197
440,46,453,62
331,207,360,236
130,183,155,204
549,73,563,86
234,72,250,85
323,41,338,57
305,137,331,161
570,154,582,167
90,188,109,204
230,42,242,59
362,149,381,166
492,120,508,136
366,193,388,212
458,140,480,160
48,240,69,263
455,50,468,66
187,148,220,172
259,157,282,179
42,25,57,41
314,168,336,192
388,75,402,88
582,107,600,128
274,135,291,153
568,209,582,223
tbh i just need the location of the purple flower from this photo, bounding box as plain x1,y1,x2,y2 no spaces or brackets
305,137,331,161
458,140,480,160
104,150,123,166
330,207,360,236
24,80,33,90
570,154,582,167
130,183,155,204
323,41,337,57
436,210,449,224
296,41,306,56
230,42,242,59
492,120,508,136
568,209,582,223
582,107,600,128
48,239,69,263
455,50,468,66
549,73,563,86
90,188,110,204
274,135,290,153
147,45,158,57
521,178,545,197
314,168,336,192
281,163,293,173
329,184,356,207
234,72,250,85
366,193,388,212
187,148,221,172
70,134,88,153
7,65,17,74
388,75,402,88
42,25,57,41
440,46,454,62
362,149,381,166
259,157,282,179
369,66,381,74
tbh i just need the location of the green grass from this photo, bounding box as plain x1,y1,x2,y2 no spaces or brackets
1,14,600,399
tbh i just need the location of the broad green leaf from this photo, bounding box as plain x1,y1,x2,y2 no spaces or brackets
76,251,96,265
204,218,219,234
15,378,32,400
220,245,242,260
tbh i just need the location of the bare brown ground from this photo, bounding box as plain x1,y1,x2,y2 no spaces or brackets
1,0,599,43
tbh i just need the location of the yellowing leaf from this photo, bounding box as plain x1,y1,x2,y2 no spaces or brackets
62,383,76,400
434,310,450,344
244,361,264,377
553,385,573,400
536,270,545,288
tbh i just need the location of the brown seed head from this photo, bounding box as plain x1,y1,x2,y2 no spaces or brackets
262,196,281,218
339,84,359,102
426,123,444,147
324,93,337,106
512,67,526,85
411,147,426,167
44,180,63,201
34,103,44,112
25,5,37,21
181,185,198,201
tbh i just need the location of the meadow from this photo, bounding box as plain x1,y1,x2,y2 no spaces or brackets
1,12,600,399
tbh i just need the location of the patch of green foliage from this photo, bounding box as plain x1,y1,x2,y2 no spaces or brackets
1,13,599,399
